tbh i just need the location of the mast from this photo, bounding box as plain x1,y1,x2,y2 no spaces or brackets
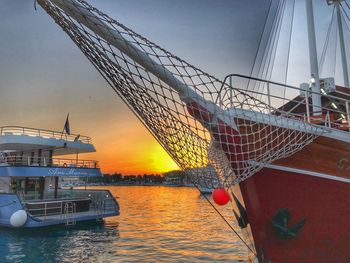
306,0,322,115
334,0,350,87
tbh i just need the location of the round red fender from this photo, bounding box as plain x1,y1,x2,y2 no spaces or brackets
212,188,230,206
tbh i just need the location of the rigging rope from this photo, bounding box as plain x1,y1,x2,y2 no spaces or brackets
319,7,336,78
283,0,295,86
341,4,350,35
346,0,350,14
253,0,284,95
260,0,286,84
247,0,274,91
335,15,340,81
346,0,350,7
282,0,295,104
341,2,350,23
254,0,292,105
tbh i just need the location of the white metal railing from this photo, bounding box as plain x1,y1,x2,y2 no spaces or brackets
0,156,99,169
23,190,118,220
21,189,115,202
219,74,350,132
26,200,63,219
0,126,91,144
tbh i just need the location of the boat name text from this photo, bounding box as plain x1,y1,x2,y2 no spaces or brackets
48,168,89,176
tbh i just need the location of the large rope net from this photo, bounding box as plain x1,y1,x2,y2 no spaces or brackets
38,0,325,188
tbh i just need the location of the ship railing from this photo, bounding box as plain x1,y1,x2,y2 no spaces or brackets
23,189,118,219
0,126,91,144
25,201,63,219
22,189,115,204
0,156,99,169
218,74,350,132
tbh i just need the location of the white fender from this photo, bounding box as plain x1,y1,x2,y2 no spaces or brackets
10,210,27,228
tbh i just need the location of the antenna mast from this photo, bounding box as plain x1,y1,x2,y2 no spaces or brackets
306,0,322,115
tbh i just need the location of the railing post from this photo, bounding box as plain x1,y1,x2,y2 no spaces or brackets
346,101,350,131
267,82,271,114
45,202,47,220
229,76,233,108
325,111,331,128
301,83,311,123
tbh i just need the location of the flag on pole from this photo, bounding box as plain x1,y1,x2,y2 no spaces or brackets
64,113,70,135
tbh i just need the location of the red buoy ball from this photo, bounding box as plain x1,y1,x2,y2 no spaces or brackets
212,188,230,206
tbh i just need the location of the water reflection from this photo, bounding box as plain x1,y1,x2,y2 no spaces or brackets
0,186,246,262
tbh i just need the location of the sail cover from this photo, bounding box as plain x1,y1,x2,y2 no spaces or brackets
38,0,324,188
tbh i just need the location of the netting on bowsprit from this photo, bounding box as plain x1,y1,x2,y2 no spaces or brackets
38,0,324,188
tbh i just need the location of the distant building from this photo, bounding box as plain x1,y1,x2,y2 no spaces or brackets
163,170,186,186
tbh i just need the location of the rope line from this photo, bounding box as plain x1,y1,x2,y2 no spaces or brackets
188,175,257,256
341,2,350,23
247,0,274,91
319,7,336,77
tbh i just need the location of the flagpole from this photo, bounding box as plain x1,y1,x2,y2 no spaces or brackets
60,113,70,139
60,126,65,139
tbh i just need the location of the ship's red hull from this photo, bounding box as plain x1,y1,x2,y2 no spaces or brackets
240,166,350,262
186,100,350,261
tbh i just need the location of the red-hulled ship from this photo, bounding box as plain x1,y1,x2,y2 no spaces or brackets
38,0,350,261
187,76,350,262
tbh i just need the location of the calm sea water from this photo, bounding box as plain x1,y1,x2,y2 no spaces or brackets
0,186,248,262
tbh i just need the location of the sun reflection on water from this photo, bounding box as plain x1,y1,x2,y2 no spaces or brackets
0,186,247,262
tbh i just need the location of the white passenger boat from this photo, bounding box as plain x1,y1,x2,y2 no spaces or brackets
0,126,119,228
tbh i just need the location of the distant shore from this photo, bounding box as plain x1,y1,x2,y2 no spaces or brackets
84,182,192,187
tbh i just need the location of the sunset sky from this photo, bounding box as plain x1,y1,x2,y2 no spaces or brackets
0,0,336,174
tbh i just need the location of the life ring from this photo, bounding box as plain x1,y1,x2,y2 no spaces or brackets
63,163,67,167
